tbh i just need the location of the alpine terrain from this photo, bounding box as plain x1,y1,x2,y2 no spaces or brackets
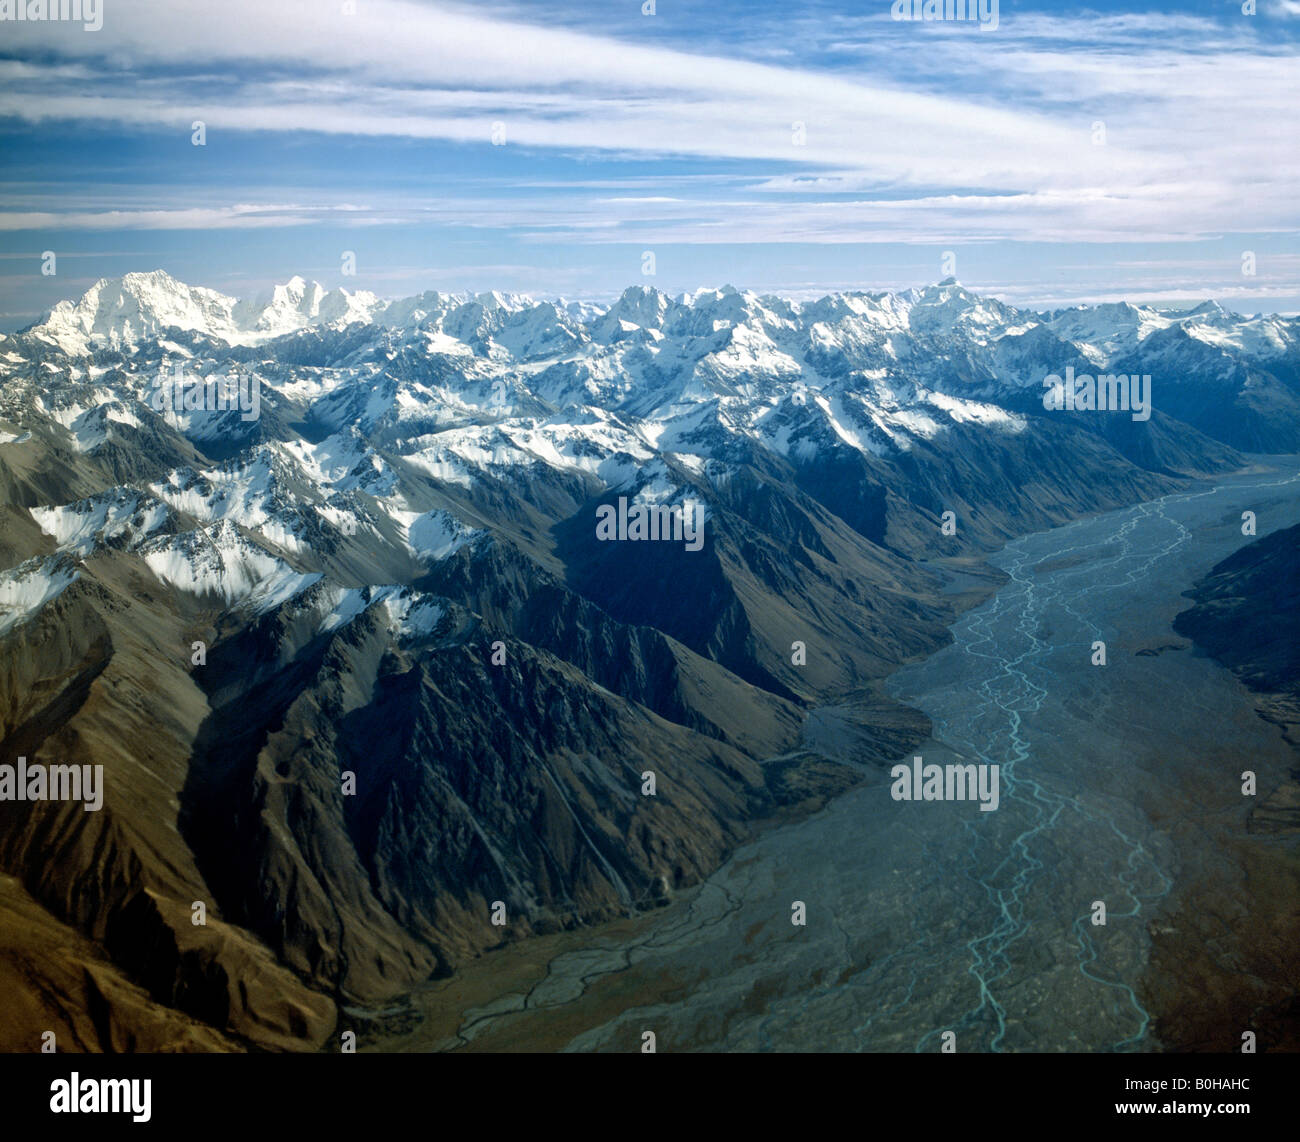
0,270,1295,1051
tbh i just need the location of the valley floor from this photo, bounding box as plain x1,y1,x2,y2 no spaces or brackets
367,460,1300,1053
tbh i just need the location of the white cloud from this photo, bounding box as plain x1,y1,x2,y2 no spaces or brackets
0,0,1295,249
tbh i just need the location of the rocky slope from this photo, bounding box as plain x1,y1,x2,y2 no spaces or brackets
0,271,1287,1050
1174,523,1300,835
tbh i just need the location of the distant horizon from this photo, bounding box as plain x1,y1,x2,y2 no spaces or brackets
3,0,1298,332
7,268,1297,337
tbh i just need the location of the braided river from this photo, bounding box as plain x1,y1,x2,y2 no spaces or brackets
398,460,1300,1052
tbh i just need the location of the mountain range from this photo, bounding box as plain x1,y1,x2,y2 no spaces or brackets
0,270,1295,1050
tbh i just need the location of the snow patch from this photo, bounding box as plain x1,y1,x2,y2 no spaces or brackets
0,555,80,635
141,521,319,613
31,490,171,556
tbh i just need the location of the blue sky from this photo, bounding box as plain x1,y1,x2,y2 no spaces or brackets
1,0,1297,327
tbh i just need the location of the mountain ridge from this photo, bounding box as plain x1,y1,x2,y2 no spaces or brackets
0,268,1292,1051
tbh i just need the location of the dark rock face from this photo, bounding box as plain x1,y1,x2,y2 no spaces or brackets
1175,523,1300,836
1174,523,1300,694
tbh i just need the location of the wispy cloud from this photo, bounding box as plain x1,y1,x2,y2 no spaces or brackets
0,0,1296,312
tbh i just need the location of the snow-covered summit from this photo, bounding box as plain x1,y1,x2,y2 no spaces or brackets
34,271,244,353
27,270,383,354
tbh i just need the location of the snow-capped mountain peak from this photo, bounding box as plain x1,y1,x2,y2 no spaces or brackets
26,271,388,354
32,270,242,354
